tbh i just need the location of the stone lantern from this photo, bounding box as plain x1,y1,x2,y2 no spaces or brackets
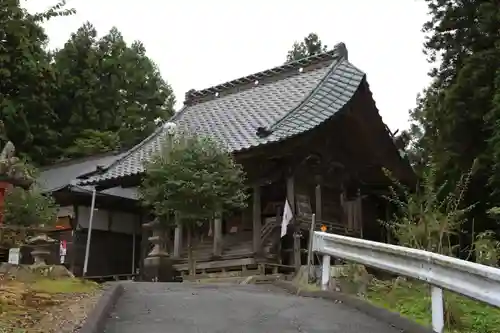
25,234,57,266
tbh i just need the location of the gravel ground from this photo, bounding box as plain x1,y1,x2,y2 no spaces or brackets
0,283,102,333
103,283,402,333
32,290,103,333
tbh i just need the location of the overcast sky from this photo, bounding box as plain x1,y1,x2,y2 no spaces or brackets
23,0,432,132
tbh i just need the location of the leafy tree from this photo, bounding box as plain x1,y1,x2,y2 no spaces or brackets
49,22,102,158
65,129,121,156
140,134,248,275
0,0,75,165
1,3,175,165
51,24,175,158
286,33,328,63
407,0,500,235
3,186,59,228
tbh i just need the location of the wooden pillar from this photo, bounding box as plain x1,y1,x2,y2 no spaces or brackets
173,213,182,258
131,218,138,274
276,206,282,263
161,224,170,254
286,175,300,270
139,215,148,281
70,205,79,275
286,176,295,214
315,183,322,222
252,185,261,254
213,212,222,257
308,182,322,268
293,232,301,271
357,190,364,238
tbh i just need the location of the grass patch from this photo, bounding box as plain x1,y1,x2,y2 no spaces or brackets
367,279,500,333
291,275,500,333
30,278,99,294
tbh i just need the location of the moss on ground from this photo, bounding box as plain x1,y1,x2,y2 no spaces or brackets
30,278,99,294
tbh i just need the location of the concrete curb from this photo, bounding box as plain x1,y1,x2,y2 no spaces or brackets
273,280,433,333
79,282,124,333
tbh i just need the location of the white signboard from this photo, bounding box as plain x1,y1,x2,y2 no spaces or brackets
8,248,20,265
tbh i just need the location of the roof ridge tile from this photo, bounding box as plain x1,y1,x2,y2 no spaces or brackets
184,42,348,107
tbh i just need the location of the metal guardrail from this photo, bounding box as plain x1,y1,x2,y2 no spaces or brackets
312,231,500,333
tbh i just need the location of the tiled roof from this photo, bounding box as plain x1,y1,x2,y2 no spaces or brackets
38,151,138,200
80,43,365,186
38,152,123,193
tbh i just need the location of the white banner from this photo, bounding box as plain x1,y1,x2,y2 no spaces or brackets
281,199,293,238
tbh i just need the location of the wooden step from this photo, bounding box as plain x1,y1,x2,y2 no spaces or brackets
176,250,255,264
174,257,257,274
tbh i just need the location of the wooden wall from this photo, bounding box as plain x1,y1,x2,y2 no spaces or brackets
71,229,141,277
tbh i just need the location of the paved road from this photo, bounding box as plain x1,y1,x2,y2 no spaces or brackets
103,282,401,333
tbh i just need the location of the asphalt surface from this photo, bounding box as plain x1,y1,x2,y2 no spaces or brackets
103,282,402,333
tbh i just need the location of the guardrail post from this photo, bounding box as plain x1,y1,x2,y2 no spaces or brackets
321,255,331,291
431,286,444,333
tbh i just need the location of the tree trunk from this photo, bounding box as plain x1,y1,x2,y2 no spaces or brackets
187,224,195,276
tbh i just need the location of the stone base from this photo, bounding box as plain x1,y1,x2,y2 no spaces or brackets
31,249,50,266
143,256,178,282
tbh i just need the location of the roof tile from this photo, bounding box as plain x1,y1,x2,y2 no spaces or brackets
80,43,366,185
